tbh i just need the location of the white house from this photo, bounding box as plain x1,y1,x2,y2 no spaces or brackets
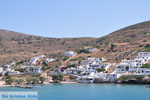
138,52,150,60
65,51,76,56
77,65,90,72
95,73,117,82
29,57,40,65
115,53,150,74
103,63,112,71
39,55,46,58
27,66,42,73
79,58,102,70
139,68,150,74
8,70,20,75
84,47,96,52
29,55,46,65
3,62,16,69
45,58,55,64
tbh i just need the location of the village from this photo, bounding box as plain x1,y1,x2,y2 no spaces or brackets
0,47,150,86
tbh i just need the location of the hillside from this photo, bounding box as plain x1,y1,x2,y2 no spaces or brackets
0,29,95,65
0,21,150,66
89,21,150,60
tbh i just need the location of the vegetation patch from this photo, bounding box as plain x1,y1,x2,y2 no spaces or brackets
141,64,150,68
76,48,90,54
70,57,85,61
96,68,105,72
129,34,137,38
52,73,63,83
145,44,150,52
118,75,144,81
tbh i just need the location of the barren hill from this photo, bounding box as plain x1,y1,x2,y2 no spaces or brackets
0,21,150,65
92,21,150,60
0,29,95,65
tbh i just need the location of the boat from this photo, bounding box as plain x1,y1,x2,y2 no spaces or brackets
77,76,94,83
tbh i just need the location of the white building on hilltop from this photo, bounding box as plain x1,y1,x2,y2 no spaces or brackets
29,57,40,65
65,51,76,56
45,58,55,64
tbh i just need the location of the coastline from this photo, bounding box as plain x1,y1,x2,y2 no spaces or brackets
0,81,11,87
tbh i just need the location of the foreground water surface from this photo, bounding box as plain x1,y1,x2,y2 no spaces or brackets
0,83,150,100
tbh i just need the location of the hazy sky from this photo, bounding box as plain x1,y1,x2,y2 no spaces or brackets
0,0,150,38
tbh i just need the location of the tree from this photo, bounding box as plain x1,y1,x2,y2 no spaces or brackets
63,56,69,61
125,66,129,71
141,64,150,68
42,61,48,66
26,77,39,84
52,73,63,83
96,68,105,72
32,77,39,84
5,75,15,85
26,78,33,84
110,44,115,50
15,79,25,85
39,76,46,84
76,48,90,54
32,73,41,77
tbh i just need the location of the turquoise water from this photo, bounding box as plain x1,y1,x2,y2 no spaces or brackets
0,84,150,100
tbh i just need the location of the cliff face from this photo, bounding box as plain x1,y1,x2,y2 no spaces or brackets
117,75,150,84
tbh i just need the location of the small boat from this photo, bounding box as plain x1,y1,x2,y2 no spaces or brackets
77,76,94,83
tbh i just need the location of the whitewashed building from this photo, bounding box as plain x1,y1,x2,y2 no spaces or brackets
95,73,117,83
29,57,40,65
65,51,76,56
138,52,150,60
139,68,150,74
45,58,55,64
8,70,20,75
84,47,96,52
27,66,42,73
115,52,150,74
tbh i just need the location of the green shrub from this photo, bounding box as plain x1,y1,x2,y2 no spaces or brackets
145,44,150,51
63,56,69,61
52,73,63,82
129,34,136,38
5,75,15,85
96,68,105,72
143,40,147,42
76,48,90,54
110,44,115,50
118,75,144,81
39,76,46,84
141,64,150,68
15,79,25,85
32,73,41,77
70,57,85,61
26,77,39,84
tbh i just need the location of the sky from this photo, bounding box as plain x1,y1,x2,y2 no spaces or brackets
0,0,150,38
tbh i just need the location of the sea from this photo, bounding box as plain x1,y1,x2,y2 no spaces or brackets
0,83,150,100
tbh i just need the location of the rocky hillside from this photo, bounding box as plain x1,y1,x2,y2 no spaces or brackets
0,30,95,65
89,21,150,61
0,21,150,65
